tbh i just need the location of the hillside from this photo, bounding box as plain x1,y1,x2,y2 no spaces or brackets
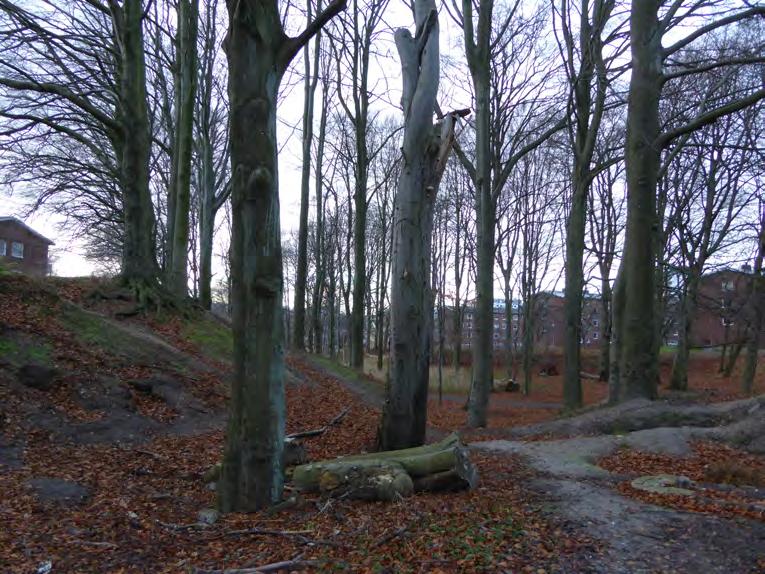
1,274,763,573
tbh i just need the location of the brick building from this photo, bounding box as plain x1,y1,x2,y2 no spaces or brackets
0,217,54,277
687,268,761,348
435,293,604,353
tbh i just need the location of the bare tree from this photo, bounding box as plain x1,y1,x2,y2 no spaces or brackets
449,0,564,427
554,0,621,409
293,0,325,349
378,0,461,450
220,0,345,512
328,0,390,369
195,0,231,309
610,1,765,401
0,0,161,294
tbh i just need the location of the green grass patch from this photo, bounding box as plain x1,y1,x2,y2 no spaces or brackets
181,317,233,362
0,333,52,367
59,304,124,352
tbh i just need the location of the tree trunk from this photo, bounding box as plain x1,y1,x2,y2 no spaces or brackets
741,207,764,393
670,272,699,391
378,1,451,450
219,0,345,512
119,0,160,289
168,0,199,298
293,3,322,350
467,70,494,427
598,276,611,381
198,139,216,309
613,0,662,400
608,264,625,402
563,171,586,408
294,433,477,499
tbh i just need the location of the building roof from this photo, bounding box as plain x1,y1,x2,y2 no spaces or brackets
0,216,55,245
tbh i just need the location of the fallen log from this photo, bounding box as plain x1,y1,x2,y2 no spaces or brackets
292,433,477,501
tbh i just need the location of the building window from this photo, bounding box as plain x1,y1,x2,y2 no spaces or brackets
593,318,599,327
0,239,5,256
722,318,734,327
11,242,23,259
721,280,734,292
593,332,599,340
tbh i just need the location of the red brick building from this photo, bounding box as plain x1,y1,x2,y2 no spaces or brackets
436,292,604,354
688,268,761,348
0,217,54,277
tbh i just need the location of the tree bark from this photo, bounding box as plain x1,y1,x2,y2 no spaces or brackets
612,0,662,401
220,0,345,512
118,0,161,290
378,1,454,450
168,0,199,298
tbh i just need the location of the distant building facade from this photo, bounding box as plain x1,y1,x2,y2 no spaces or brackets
687,268,762,348
435,292,604,354
0,217,54,277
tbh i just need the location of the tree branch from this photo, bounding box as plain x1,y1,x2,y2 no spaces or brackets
0,77,118,132
663,55,765,83
279,0,347,73
658,88,765,147
663,7,765,57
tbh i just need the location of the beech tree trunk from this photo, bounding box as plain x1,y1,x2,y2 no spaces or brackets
742,208,765,394
168,0,199,297
561,0,611,410
610,0,662,401
119,0,160,288
220,0,345,512
378,0,455,450
293,0,322,350
465,0,494,428
311,77,329,354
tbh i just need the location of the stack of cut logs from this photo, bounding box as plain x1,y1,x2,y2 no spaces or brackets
292,433,478,501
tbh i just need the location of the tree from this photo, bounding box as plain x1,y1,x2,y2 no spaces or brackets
328,0,390,369
219,0,346,512
741,201,765,394
450,0,563,427
195,0,231,309
667,108,758,390
611,2,765,401
167,0,200,297
586,151,625,382
555,0,618,409
293,0,324,350
378,0,461,450
0,0,161,293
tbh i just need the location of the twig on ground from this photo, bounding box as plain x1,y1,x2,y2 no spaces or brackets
373,525,409,548
157,520,207,531
286,407,351,440
206,527,341,548
193,559,327,573
73,540,118,549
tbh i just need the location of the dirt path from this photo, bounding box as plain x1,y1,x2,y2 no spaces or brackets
475,431,765,573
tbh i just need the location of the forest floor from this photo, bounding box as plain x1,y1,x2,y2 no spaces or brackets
0,274,763,573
